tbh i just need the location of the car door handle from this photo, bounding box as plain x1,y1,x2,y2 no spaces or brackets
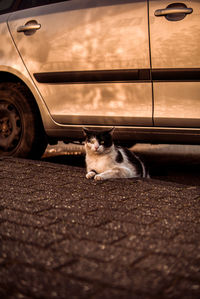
155,7,193,17
17,22,41,33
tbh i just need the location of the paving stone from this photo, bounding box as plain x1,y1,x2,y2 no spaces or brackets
0,157,200,298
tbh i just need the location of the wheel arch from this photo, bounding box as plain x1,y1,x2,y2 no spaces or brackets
0,69,53,135
0,71,20,84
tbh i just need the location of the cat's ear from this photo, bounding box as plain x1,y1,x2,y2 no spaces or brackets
108,127,115,135
82,127,90,137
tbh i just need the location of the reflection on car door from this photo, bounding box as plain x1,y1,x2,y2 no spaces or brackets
8,0,152,126
149,0,200,127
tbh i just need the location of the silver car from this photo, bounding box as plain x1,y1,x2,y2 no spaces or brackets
0,0,200,158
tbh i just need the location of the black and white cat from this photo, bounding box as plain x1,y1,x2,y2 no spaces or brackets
83,127,148,180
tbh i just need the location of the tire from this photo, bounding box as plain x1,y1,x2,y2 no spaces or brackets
0,82,47,159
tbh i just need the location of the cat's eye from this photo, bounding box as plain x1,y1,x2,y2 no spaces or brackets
100,141,104,145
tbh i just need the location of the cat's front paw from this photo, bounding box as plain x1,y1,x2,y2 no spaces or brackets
94,174,105,181
86,171,96,179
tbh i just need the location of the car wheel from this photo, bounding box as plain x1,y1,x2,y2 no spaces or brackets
0,82,47,159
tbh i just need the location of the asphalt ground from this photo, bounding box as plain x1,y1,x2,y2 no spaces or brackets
0,145,200,298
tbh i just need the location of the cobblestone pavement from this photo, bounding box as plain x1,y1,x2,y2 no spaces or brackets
0,157,200,298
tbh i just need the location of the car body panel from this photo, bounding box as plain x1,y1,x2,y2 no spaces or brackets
149,0,200,127
153,82,200,127
8,0,152,126
0,0,200,148
0,12,55,130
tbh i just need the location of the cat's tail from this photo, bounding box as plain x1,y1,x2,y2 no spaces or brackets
144,166,150,179
136,154,150,178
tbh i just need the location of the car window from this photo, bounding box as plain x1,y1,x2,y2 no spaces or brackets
0,0,15,12
18,0,70,10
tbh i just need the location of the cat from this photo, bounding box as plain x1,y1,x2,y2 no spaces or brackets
83,127,148,180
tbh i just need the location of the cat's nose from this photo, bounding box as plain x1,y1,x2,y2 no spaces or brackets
94,145,99,151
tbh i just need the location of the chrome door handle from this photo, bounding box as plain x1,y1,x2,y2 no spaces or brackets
17,22,41,33
155,7,193,17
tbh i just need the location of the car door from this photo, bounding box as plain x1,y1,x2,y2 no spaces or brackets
149,0,200,127
8,0,152,126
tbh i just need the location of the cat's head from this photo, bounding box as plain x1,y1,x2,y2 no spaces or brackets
83,127,115,154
